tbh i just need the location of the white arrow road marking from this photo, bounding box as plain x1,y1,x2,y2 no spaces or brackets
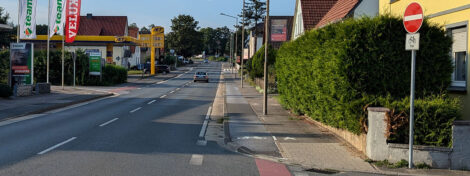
38,137,77,155
404,14,423,21
189,154,204,166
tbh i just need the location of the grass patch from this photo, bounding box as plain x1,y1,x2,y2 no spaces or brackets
415,163,431,169
368,159,412,169
217,118,229,124
128,70,143,75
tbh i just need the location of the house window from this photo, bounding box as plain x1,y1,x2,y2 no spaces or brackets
450,27,468,88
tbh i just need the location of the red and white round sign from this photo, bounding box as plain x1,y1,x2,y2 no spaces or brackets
403,2,424,33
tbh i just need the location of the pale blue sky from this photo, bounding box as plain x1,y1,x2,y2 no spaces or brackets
2,0,295,31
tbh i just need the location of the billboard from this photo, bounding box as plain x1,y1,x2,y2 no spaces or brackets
271,19,288,42
10,43,34,85
89,52,102,76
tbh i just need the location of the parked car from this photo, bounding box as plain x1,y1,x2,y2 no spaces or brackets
156,65,170,74
194,72,209,83
203,59,209,63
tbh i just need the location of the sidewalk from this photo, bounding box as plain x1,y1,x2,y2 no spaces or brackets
0,86,112,121
224,72,376,173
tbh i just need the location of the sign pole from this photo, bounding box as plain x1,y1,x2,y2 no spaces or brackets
46,0,50,83
409,49,416,168
62,35,65,90
73,52,76,87
17,0,20,43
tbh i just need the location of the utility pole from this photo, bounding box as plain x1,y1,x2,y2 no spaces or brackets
241,0,246,88
263,0,270,115
61,35,65,90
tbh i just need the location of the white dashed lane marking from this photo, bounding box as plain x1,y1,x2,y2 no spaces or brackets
99,118,119,127
130,107,142,113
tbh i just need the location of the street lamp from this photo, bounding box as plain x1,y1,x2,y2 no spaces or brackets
220,13,238,74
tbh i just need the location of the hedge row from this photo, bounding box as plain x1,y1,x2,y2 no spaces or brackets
276,14,457,146
249,45,277,79
33,50,127,86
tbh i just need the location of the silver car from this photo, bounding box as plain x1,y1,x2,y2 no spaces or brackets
194,72,209,83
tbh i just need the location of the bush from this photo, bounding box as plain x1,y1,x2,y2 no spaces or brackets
0,50,9,84
378,95,461,147
276,15,454,135
34,50,127,86
0,84,12,98
250,45,277,79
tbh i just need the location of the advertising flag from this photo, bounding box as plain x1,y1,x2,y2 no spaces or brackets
49,0,67,37
65,0,81,43
19,0,37,39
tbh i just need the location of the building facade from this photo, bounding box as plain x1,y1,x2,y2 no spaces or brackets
379,0,470,120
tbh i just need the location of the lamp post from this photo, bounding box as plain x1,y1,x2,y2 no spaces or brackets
263,0,270,115
220,13,238,74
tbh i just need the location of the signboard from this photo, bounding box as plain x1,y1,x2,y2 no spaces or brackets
406,33,420,50
89,52,102,76
403,2,423,34
271,19,288,42
10,43,34,85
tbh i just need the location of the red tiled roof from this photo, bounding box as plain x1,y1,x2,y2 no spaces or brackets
300,0,338,31
316,0,359,28
78,15,128,36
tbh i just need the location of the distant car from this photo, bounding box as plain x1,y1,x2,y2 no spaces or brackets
156,65,170,74
203,59,209,63
183,59,190,64
194,72,209,83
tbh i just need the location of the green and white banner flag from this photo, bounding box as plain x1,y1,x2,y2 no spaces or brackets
19,0,37,39
49,0,67,37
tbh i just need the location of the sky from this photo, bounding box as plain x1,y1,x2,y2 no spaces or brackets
2,0,295,32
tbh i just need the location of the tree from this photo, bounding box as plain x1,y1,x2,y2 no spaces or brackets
129,23,138,29
37,24,48,35
245,0,266,55
140,27,150,34
0,7,13,49
166,14,203,58
200,27,231,56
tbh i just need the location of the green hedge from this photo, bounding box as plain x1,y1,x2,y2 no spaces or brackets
0,50,9,85
34,50,127,86
276,15,454,136
375,95,461,147
250,45,277,79
0,83,12,98
208,56,227,62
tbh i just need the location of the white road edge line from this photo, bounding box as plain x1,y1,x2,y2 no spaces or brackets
38,137,77,155
205,106,212,120
99,118,119,127
199,107,213,138
160,95,167,98
272,136,278,141
130,107,142,113
199,120,209,138
148,100,157,104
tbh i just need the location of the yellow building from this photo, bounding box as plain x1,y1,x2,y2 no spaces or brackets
380,0,470,120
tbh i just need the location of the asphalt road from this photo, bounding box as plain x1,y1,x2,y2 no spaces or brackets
0,62,261,176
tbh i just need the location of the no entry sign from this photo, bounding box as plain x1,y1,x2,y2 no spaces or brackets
403,2,423,33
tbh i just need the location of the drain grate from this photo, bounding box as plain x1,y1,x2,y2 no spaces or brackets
305,168,339,175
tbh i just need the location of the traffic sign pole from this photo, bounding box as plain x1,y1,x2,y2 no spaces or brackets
403,2,423,169
409,49,416,169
